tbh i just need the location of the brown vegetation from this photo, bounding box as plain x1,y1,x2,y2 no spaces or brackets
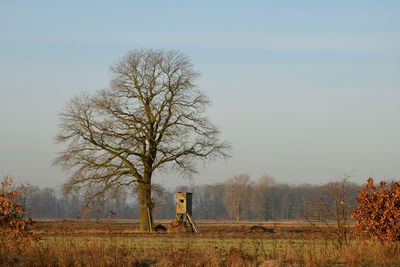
0,177,35,243
351,177,400,242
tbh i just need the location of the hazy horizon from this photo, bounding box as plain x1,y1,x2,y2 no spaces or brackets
1,1,399,190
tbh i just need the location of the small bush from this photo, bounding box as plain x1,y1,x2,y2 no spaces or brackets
351,177,400,242
0,176,35,243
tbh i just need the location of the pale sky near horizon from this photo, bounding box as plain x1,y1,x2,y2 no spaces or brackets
1,1,399,191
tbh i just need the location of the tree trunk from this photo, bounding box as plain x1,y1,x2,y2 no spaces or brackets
235,203,240,221
139,182,153,231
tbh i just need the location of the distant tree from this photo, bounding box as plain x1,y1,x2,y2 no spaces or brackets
55,49,230,231
292,184,322,220
351,178,400,242
268,183,291,220
223,174,251,221
152,185,175,219
208,183,228,219
193,183,227,220
193,184,215,219
250,175,276,220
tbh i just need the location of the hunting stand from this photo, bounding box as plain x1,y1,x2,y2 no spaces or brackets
176,192,199,233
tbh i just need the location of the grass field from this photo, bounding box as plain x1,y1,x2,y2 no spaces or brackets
1,220,400,266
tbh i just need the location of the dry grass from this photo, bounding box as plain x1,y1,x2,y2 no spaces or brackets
1,220,399,266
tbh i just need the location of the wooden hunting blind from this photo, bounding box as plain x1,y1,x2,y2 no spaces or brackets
176,192,192,216
175,192,198,233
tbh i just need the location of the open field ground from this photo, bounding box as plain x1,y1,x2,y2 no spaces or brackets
33,219,329,238
1,220,400,266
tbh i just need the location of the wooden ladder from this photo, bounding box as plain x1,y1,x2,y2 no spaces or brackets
186,214,199,234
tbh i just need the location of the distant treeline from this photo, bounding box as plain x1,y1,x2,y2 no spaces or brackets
14,175,364,221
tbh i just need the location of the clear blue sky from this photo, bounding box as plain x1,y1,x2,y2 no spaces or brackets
1,1,399,189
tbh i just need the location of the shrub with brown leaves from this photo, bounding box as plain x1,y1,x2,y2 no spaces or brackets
350,177,400,242
0,176,35,242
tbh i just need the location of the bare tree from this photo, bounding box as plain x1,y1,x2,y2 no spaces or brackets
302,175,359,248
223,174,251,221
54,49,230,231
250,175,276,220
